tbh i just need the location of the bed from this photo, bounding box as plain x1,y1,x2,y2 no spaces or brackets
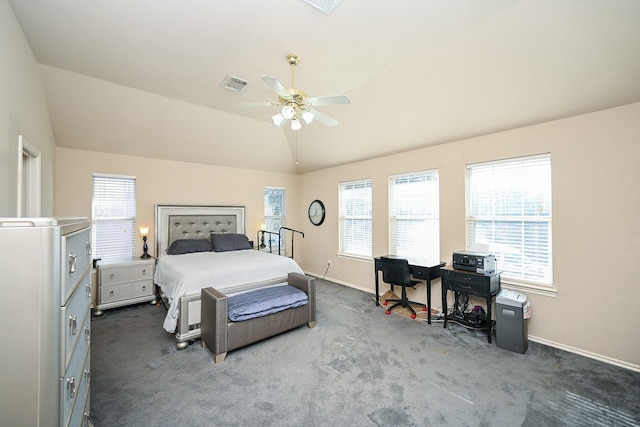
153,204,304,349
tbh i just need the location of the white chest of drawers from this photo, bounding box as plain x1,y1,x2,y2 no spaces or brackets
0,217,92,427
94,258,156,316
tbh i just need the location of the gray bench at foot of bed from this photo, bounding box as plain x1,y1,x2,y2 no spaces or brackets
201,272,316,363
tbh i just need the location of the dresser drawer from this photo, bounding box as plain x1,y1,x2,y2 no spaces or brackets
443,269,500,297
100,262,153,285
62,275,91,371
61,320,90,427
100,279,154,304
61,227,92,305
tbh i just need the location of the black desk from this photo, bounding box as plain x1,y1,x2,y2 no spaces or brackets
374,255,445,324
441,266,501,343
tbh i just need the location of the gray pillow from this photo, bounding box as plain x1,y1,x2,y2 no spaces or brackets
210,233,252,252
167,239,212,255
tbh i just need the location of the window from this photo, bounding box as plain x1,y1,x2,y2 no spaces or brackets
339,179,372,257
92,174,137,261
466,154,552,286
389,170,439,260
264,187,285,249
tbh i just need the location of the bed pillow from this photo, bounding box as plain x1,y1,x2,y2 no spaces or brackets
166,239,212,255
210,233,252,252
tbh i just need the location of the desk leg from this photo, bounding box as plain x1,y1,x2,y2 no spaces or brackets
375,269,380,306
486,297,492,344
426,279,432,324
442,287,448,329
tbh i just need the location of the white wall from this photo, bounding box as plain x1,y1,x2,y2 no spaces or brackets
299,103,640,371
0,1,55,216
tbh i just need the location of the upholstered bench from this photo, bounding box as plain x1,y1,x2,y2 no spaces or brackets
201,272,316,363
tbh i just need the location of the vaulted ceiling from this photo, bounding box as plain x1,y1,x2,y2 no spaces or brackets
9,0,640,173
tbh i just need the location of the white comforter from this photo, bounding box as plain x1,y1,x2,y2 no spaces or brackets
154,250,304,332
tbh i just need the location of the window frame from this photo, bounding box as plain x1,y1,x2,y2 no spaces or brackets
339,178,373,258
389,169,440,261
263,186,286,251
466,154,553,293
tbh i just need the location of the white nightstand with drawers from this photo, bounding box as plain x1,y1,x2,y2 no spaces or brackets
94,258,156,316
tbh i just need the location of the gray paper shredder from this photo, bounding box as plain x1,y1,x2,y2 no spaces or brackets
496,289,530,354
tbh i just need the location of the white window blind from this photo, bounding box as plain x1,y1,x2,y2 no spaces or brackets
389,170,440,260
264,187,285,249
92,174,137,261
466,154,552,285
339,179,372,257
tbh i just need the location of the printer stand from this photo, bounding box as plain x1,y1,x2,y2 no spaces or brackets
441,266,501,343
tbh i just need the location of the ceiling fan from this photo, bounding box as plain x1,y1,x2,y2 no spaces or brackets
236,54,350,130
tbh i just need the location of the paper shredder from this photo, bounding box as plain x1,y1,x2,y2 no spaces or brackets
496,289,530,354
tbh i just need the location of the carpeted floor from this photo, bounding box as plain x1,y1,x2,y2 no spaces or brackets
90,278,640,427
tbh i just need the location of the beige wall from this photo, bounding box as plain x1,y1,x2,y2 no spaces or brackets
0,1,55,216
55,148,301,260
299,103,640,370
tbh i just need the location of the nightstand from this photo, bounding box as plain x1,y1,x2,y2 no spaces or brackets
94,258,156,316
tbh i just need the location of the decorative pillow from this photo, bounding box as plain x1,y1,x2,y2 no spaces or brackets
166,239,212,255
210,233,252,252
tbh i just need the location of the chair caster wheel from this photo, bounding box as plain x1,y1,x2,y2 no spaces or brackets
383,301,388,306
410,313,417,319
422,306,428,312
385,310,391,315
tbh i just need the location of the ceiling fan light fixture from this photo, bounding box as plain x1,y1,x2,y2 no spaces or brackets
282,105,295,119
272,113,286,127
291,118,302,131
301,110,314,124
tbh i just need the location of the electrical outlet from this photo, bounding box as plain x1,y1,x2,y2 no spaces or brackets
327,259,332,267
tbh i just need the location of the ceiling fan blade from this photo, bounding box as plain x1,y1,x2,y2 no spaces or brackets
306,95,351,106
260,75,290,98
230,101,279,108
310,108,340,127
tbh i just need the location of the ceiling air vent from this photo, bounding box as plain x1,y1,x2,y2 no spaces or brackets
221,75,249,93
301,0,342,15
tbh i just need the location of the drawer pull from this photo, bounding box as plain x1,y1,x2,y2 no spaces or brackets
109,290,115,297
69,315,77,335
69,253,77,273
66,377,76,399
86,283,91,301
86,241,92,255
142,269,147,276
84,369,91,384
109,273,115,280
142,285,147,291
84,326,91,342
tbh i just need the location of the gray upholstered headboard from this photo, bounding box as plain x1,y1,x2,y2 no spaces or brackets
155,205,246,256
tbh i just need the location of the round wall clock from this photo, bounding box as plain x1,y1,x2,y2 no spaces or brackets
308,199,326,226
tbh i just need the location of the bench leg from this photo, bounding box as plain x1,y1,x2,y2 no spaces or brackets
307,321,316,329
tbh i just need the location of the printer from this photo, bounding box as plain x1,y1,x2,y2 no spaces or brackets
453,250,496,274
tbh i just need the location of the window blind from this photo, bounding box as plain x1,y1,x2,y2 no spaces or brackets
92,174,137,261
389,170,439,260
339,179,372,257
466,154,552,285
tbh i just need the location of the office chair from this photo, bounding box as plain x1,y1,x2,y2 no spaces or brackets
379,257,427,319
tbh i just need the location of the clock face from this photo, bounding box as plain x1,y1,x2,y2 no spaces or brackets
308,200,326,226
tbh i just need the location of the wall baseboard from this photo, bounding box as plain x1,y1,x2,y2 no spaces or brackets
307,270,640,374
529,335,640,373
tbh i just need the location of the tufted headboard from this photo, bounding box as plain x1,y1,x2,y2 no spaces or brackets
155,205,246,256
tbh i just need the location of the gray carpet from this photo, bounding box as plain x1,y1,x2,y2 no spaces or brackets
90,279,640,427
